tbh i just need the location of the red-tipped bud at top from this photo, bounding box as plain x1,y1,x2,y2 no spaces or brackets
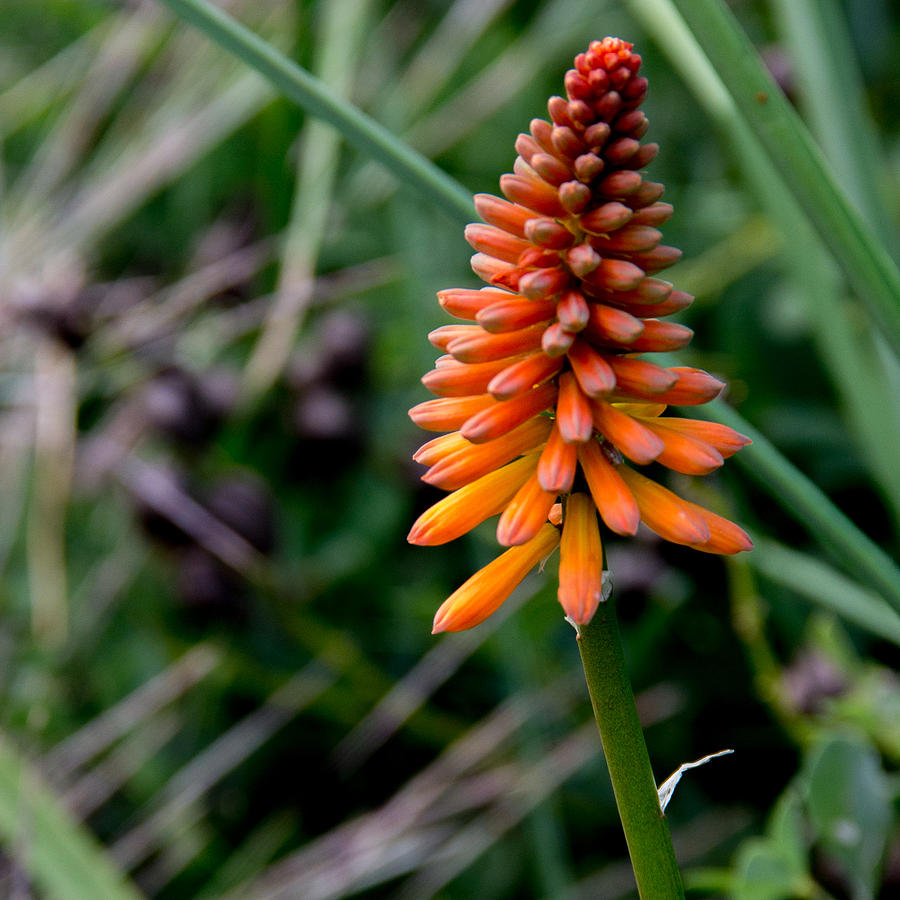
583,258,645,292
422,356,517,397
583,121,611,148
518,247,561,269
623,76,648,103
645,423,725,476
497,471,559,547
465,224,532,263
447,323,546,364
568,99,595,128
559,181,592,214
530,118,556,153
548,125,585,161
604,137,640,164
461,381,557,443
599,277,672,307
580,201,633,234
422,416,552,490
606,356,678,395
628,319,693,353
558,493,604,624
488,352,564,401
617,466,711,546
566,244,602,277
567,339,616,396
524,217,575,249
565,69,593,100
683,502,753,555
584,303,644,345
474,193,535,237
500,173,566,217
588,72,611,98
531,152,573,186
519,267,571,301
592,225,663,254
408,453,538,546
637,367,726,405
577,440,640,536
629,244,682,273
614,109,647,136
409,393,497,432
538,421,577,491
438,288,511,320
640,417,751,458
515,130,541,156
590,398,664,465
548,95,576,129
629,202,673,226
627,180,665,208
428,324,479,350
471,252,517,286
608,66,631,90
476,297,556,333
556,371,594,442
628,143,659,169
431,524,560,634
574,153,604,183
556,290,590,332
598,170,643,197
595,90,622,120
541,322,576,357
636,289,694,317
514,155,538,179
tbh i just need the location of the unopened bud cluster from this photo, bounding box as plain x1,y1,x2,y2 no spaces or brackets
409,39,752,634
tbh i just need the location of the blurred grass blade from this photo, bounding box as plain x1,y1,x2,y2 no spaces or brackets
747,539,900,646
771,0,896,245
770,0,900,524
697,396,900,615
158,0,474,221
0,734,143,900
661,0,900,360
242,0,372,401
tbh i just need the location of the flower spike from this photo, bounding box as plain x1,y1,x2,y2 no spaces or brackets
410,38,752,631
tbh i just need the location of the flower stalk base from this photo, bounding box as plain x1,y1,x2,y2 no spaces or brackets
577,597,685,899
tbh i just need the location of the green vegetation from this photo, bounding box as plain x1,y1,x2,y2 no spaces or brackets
0,1,897,897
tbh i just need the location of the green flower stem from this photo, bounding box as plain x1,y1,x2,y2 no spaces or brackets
577,598,684,899
157,0,475,222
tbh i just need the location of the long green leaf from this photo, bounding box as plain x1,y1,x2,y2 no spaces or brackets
665,0,900,360
746,539,900,647
769,0,900,524
157,0,474,221
0,734,143,900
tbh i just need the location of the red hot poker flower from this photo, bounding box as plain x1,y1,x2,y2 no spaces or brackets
409,38,752,634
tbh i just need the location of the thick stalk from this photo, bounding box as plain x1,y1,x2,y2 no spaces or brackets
577,599,684,899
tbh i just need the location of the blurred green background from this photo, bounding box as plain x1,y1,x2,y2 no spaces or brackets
0,1,898,897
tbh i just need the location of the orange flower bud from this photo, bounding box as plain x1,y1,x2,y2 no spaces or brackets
432,524,560,633
558,493,605,624
409,454,539,546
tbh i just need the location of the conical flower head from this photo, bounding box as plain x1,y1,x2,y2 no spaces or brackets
409,38,752,634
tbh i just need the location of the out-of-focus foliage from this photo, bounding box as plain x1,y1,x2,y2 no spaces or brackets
0,1,898,897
